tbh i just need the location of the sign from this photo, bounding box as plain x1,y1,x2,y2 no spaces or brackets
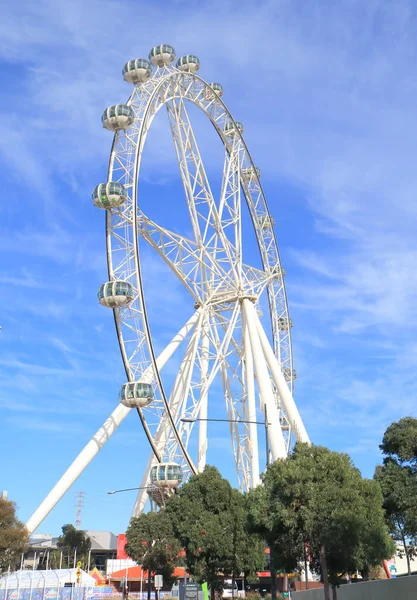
154,575,163,590
185,582,200,600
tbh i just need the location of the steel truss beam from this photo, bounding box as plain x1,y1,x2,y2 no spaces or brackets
25,311,200,534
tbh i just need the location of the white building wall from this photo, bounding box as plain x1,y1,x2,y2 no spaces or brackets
106,559,137,576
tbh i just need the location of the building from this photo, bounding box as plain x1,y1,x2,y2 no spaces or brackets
83,531,118,573
22,531,117,573
23,534,58,569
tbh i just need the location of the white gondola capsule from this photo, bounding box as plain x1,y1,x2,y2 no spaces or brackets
210,82,223,96
283,368,297,382
176,55,200,73
119,382,154,408
123,59,152,84
223,121,244,136
150,463,183,488
259,215,275,229
92,182,128,210
205,82,223,101
149,44,176,67
101,105,134,132
97,281,134,308
278,317,293,331
241,166,261,182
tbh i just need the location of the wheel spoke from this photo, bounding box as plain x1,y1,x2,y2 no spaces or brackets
26,53,304,532
166,96,242,291
103,63,299,514
137,211,237,300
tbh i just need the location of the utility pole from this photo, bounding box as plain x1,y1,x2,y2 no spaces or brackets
265,408,278,600
75,492,85,529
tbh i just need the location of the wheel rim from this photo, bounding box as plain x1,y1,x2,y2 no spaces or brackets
101,60,294,508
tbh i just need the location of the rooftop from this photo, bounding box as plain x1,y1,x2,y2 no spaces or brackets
83,531,118,551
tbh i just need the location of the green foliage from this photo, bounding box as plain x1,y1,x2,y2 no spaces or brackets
375,420,417,575
375,461,417,541
165,466,265,591
0,497,29,574
247,484,303,574
57,525,91,569
380,417,417,468
126,510,181,583
248,444,393,600
353,479,396,578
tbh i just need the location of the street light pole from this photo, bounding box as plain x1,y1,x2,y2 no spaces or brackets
107,485,156,600
262,407,278,600
107,487,149,495
181,417,268,425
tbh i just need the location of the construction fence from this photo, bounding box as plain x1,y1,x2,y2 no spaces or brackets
292,574,417,600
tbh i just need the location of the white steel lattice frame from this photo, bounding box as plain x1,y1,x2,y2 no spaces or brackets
105,65,299,507
25,61,309,535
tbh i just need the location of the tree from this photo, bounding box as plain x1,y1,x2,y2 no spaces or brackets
353,479,396,579
248,444,393,600
57,525,91,569
165,466,265,599
380,417,417,469
0,497,29,574
247,483,304,574
126,509,181,597
376,417,417,575
375,460,417,575
317,479,395,596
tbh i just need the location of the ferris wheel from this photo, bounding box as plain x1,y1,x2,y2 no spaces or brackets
26,45,309,534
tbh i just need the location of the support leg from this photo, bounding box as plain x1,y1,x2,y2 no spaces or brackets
26,310,200,534
242,299,287,461
243,311,260,487
198,318,210,472
253,310,310,443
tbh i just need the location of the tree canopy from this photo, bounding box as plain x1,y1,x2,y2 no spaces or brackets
0,497,29,574
248,444,393,600
375,417,417,575
375,460,417,575
57,525,91,569
165,466,265,596
380,417,417,469
126,510,181,584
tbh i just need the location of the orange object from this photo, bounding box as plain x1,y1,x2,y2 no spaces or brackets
110,566,186,582
382,560,391,579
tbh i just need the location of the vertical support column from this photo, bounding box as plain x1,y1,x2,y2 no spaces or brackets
253,311,310,444
242,299,287,460
198,316,210,472
243,311,260,487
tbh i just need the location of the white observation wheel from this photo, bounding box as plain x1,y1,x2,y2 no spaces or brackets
25,45,309,534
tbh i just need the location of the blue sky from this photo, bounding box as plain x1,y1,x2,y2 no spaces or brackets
2,0,417,537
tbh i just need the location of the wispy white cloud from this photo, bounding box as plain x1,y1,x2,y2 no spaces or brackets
2,0,417,528
0,269,62,290
5,415,87,435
